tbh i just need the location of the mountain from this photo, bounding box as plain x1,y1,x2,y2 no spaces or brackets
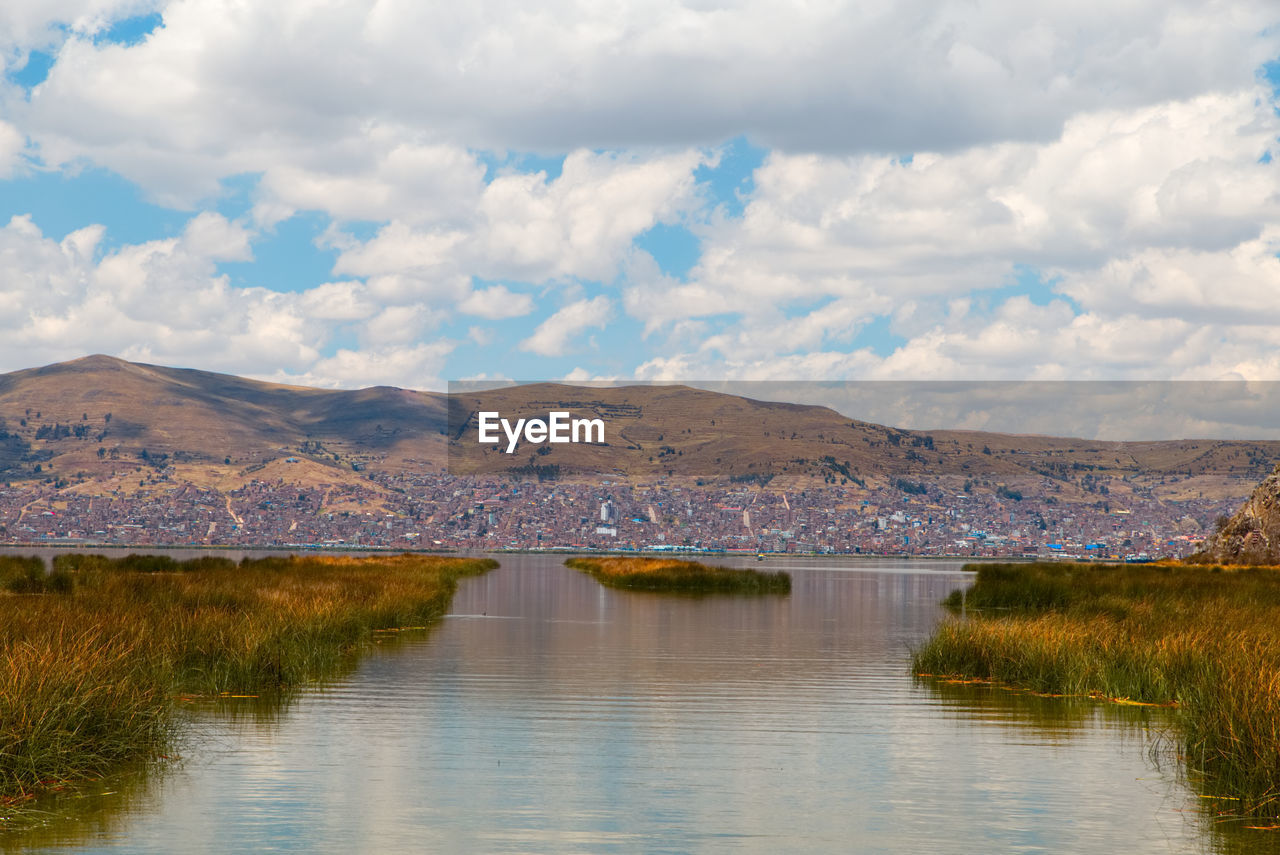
448,382,1280,501
0,355,447,492
0,356,1277,504
1190,463,1280,564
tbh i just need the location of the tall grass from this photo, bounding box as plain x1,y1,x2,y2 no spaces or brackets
0,553,495,806
914,562,1280,816
566,556,790,593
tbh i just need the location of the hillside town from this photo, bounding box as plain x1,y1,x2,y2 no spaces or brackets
0,471,1233,561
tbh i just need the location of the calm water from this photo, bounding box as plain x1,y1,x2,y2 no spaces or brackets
1,554,1269,853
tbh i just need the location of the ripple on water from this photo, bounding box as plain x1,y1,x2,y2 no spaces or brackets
4,556,1261,855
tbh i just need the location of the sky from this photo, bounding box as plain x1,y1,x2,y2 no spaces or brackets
2,1,1280,394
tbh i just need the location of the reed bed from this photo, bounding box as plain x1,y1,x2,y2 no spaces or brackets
914,562,1280,816
566,556,790,593
0,552,495,806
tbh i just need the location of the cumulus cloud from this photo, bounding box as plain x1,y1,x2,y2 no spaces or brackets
0,145,701,385
458,285,534,320
329,148,704,299
0,1,158,54
269,341,455,390
333,224,466,285
478,149,706,282
178,210,252,261
632,90,1280,323
256,142,486,228
296,281,376,322
618,88,1280,381
0,212,454,387
0,212,319,371
3,1,1280,388
0,122,26,178
1054,228,1280,324
634,296,1280,384
519,296,612,356
14,0,1279,203
688,298,888,363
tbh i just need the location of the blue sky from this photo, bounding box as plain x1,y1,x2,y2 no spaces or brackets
1,2,1279,389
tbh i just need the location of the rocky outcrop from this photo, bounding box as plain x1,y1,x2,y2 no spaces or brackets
1192,463,1280,564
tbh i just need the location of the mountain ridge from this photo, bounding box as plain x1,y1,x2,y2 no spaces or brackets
1192,463,1280,564
0,356,1274,504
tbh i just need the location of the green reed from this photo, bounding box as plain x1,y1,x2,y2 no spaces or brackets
915,562,1280,816
566,556,790,593
0,553,495,807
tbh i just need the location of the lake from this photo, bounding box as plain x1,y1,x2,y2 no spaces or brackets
2,553,1268,853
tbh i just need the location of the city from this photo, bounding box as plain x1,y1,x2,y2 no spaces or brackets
0,469,1233,561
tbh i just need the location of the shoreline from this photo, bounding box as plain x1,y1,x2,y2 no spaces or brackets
0,542,1097,563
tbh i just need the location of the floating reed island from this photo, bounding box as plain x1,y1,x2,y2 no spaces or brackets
566,556,791,594
914,561,1280,819
0,552,496,811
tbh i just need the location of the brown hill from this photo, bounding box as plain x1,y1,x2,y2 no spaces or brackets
0,357,1276,504
0,355,446,491
447,383,1280,500
1190,463,1280,564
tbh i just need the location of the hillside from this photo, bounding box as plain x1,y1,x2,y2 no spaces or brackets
1191,463,1280,564
0,357,1275,506
0,355,447,492
447,383,1280,500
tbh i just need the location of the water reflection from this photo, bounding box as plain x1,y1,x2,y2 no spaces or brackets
0,764,163,854
917,674,1162,735
2,555,1271,853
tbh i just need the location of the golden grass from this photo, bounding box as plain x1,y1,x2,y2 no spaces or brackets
915,562,1280,817
0,552,495,807
566,556,790,593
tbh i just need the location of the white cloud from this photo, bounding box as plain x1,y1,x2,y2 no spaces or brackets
334,223,465,279
478,149,706,282
643,91,1280,323
14,0,1279,205
458,285,534,320
256,141,486,227
269,341,455,390
3,1,1280,388
617,88,1280,381
322,149,704,313
0,122,25,178
179,210,252,261
519,296,612,357
0,212,460,387
361,304,441,346
689,298,887,363
0,1,159,53
297,281,375,321
635,349,881,383
1055,227,1280,324
634,292,1280,384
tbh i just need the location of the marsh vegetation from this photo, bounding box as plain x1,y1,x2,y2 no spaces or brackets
0,552,496,810
566,556,791,593
914,561,1280,818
